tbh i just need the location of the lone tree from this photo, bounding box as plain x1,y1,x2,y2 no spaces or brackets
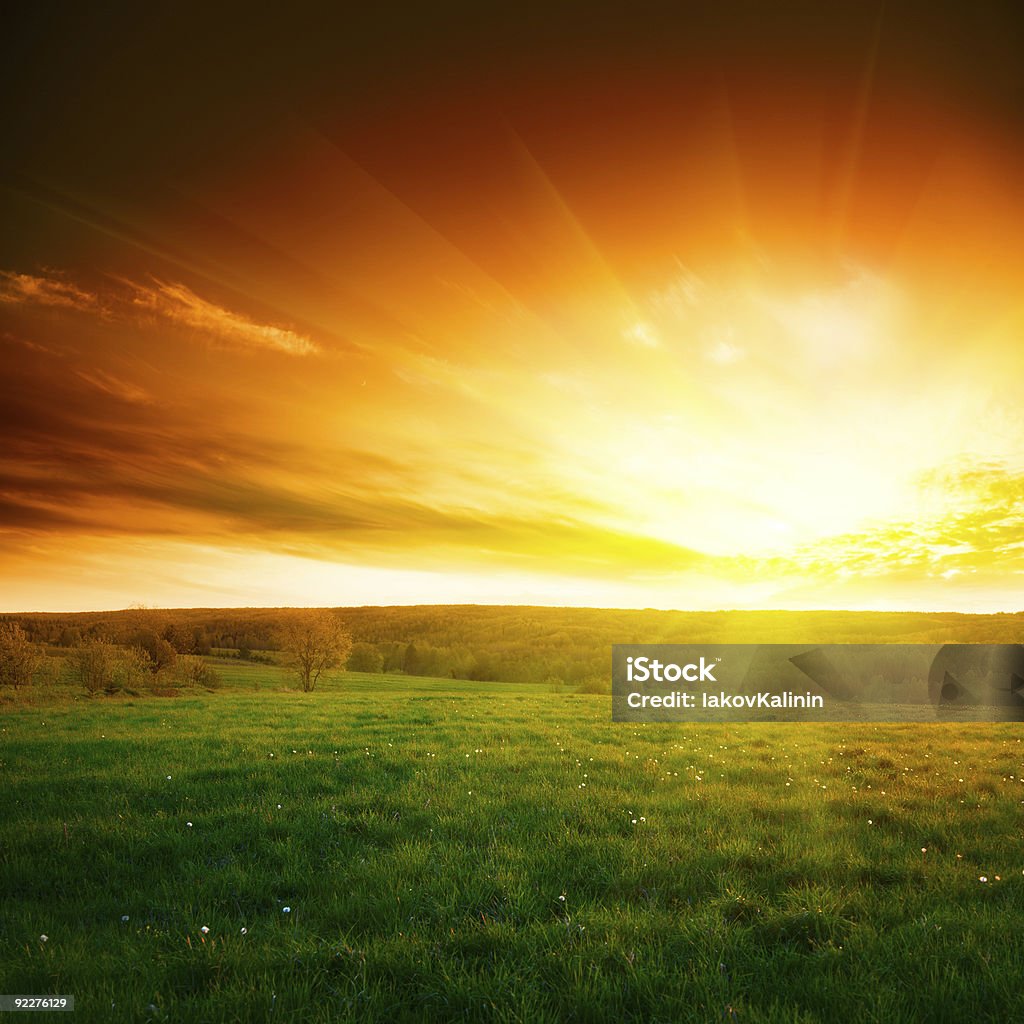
277,610,352,692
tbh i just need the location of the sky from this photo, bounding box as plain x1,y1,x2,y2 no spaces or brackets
2,2,1024,612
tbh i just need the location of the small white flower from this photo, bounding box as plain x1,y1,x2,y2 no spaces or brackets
277,804,282,809
631,819,638,825
921,848,927,854
979,876,988,883
558,895,566,902
40,934,48,942
282,906,291,914
121,915,129,922
201,925,210,934
187,822,193,828
240,927,248,935
166,775,172,780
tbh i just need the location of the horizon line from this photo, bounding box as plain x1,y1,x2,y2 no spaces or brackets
3,603,1022,617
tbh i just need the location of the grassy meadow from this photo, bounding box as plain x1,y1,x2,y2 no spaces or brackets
3,662,1024,1022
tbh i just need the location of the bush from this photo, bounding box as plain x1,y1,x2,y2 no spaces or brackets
235,647,273,664
73,640,118,694
0,623,43,689
575,675,610,695
146,637,178,673
112,646,152,692
175,655,221,689
73,641,156,694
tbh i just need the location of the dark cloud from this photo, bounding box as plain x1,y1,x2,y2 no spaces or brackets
0,332,715,576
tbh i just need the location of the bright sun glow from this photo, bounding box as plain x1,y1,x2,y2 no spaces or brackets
3,53,1024,611
537,272,946,560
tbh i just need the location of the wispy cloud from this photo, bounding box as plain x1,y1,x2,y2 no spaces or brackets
622,321,659,348
1,268,319,357
126,280,320,356
0,271,101,312
759,462,1024,583
0,340,713,575
705,336,745,365
75,369,154,405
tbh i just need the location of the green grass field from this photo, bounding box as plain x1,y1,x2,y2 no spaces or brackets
3,667,1024,1022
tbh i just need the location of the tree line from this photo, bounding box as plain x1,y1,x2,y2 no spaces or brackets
3,606,1023,693
0,620,221,695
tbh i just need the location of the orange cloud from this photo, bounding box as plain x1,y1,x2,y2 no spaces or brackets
126,280,320,356
0,271,100,311
74,369,154,405
1,269,319,357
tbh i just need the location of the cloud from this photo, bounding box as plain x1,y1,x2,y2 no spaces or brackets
2,330,1021,595
759,462,1024,583
706,338,745,365
126,279,320,356
0,345,716,578
75,369,154,405
1,330,60,355
622,321,659,348
0,268,319,357
0,271,100,312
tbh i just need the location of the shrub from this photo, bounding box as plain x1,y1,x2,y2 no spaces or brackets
0,623,42,689
145,637,178,674
73,640,118,694
575,675,610,695
112,646,152,692
175,655,221,689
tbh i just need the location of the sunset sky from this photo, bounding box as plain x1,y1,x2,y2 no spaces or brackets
2,3,1024,612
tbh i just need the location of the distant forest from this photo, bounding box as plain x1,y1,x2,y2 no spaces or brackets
3,606,1022,688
